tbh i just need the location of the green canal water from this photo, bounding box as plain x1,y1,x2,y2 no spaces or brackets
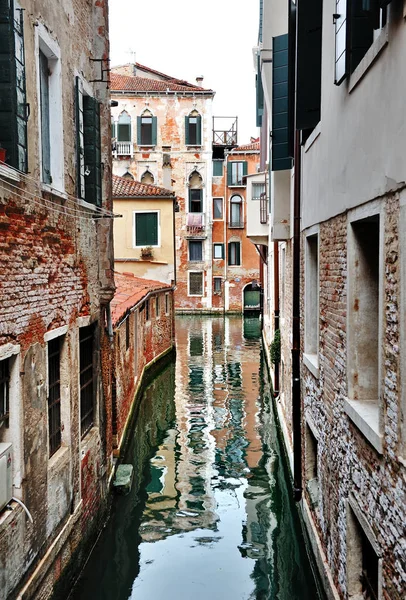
70,316,323,600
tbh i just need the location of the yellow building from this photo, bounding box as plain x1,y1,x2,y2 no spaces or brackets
113,174,176,284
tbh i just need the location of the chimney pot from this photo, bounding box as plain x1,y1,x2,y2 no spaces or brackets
196,75,204,85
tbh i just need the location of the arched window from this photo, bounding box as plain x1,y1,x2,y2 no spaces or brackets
188,170,203,213
185,110,202,146
122,171,134,180
230,195,243,228
117,111,131,142
141,170,154,184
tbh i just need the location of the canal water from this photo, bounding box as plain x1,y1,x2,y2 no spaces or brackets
71,316,322,600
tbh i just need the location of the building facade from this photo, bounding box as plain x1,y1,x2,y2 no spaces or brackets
112,174,176,285
249,0,406,599
0,0,115,598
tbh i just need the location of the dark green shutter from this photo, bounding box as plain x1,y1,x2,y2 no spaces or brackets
272,34,292,172
296,0,322,131
137,116,141,146
242,161,248,177
0,0,27,171
227,162,232,185
350,0,374,73
83,96,102,207
75,77,85,198
185,116,190,145
136,213,158,246
288,0,296,157
256,54,264,127
213,160,223,176
196,115,202,145
152,116,157,146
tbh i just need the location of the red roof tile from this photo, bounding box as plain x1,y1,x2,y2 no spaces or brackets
112,175,174,198
233,141,260,152
111,272,172,326
110,72,213,94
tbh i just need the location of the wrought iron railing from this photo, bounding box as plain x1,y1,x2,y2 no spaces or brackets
112,140,133,157
260,192,268,224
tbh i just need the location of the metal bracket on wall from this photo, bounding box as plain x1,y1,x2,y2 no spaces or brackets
89,58,111,87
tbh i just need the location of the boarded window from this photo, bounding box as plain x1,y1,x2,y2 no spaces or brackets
48,337,62,457
189,272,203,296
135,212,158,246
272,34,293,171
83,96,102,206
213,160,223,176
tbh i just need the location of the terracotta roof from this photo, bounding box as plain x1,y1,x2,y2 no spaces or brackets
111,272,172,326
110,72,213,94
233,141,260,152
112,175,174,198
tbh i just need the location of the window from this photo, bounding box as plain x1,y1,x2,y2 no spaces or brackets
305,422,319,509
189,334,203,356
134,211,159,247
213,198,223,219
230,195,243,228
189,240,203,262
133,311,138,365
80,325,95,436
252,183,265,201
227,161,247,186
213,243,224,259
213,277,222,293
117,111,131,142
213,160,223,176
39,50,51,183
76,78,102,205
155,296,160,317
304,233,319,372
165,293,169,315
189,189,203,213
125,316,130,350
141,170,154,184
0,359,10,429
185,114,202,146
228,241,241,266
48,337,62,457
137,114,157,146
146,299,150,321
189,272,203,296
0,1,27,171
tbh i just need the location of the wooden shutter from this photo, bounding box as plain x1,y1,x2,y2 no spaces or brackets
288,0,296,157
83,96,102,206
196,115,202,145
136,213,158,246
227,162,233,185
350,0,374,73
272,34,292,172
296,0,323,131
0,0,28,171
256,54,264,127
137,116,141,146
185,116,190,145
335,0,348,84
242,161,248,178
152,116,157,146
75,77,85,199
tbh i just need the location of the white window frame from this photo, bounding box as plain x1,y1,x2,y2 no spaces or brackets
213,197,224,220
229,194,244,227
213,243,224,260
304,227,319,379
188,271,204,297
188,239,203,262
133,210,160,248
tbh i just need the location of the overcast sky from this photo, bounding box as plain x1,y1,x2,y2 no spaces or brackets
108,0,259,145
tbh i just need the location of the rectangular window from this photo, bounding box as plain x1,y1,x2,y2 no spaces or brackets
165,293,169,315
189,240,203,262
137,115,157,146
213,197,223,219
189,189,203,213
0,358,10,428
213,277,222,293
125,316,130,350
213,160,223,176
146,299,150,321
39,50,51,184
155,295,160,317
304,234,319,361
134,311,138,366
48,337,62,457
185,115,202,146
213,243,224,259
227,161,247,186
189,272,203,296
134,211,159,247
228,241,241,266
80,325,95,437
252,183,266,201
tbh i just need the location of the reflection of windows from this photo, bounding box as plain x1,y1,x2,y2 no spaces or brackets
213,243,224,259
189,335,203,356
213,277,222,293
227,161,247,186
0,359,10,428
134,211,159,247
189,189,203,213
80,325,95,437
228,241,241,266
189,272,203,296
230,195,243,227
185,114,202,145
213,197,223,219
189,240,203,262
48,337,63,457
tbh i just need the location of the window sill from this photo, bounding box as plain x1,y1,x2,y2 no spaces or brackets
0,163,21,182
343,398,383,454
306,478,320,509
48,445,69,472
186,145,202,149
41,183,68,201
349,25,388,93
228,184,246,188
303,353,319,379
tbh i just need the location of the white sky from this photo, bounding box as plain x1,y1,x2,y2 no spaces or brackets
108,0,259,145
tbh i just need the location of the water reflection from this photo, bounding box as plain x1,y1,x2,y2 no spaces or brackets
71,317,321,600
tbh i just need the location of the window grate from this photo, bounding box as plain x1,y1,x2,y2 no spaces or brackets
0,358,10,428
80,326,95,437
260,192,268,224
48,338,62,456
189,272,203,295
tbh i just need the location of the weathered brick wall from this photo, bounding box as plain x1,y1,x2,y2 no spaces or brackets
279,240,293,443
301,195,406,599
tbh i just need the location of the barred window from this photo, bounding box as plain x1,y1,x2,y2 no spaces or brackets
0,358,10,428
80,325,95,436
189,272,203,296
48,338,62,456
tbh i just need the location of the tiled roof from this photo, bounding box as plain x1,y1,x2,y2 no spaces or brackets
112,175,174,198
111,272,172,326
110,72,213,94
233,141,260,152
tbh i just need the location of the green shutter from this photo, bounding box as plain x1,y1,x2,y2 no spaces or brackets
227,162,232,185
256,54,264,127
75,77,85,198
152,116,157,146
213,160,223,176
236,242,241,265
83,96,102,206
0,0,27,171
242,161,248,177
137,116,141,146
272,34,292,172
136,213,158,246
196,115,202,145
350,0,374,73
296,0,322,131
185,116,190,145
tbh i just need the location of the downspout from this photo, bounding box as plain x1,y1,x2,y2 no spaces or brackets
292,130,302,502
223,152,228,315
273,241,280,395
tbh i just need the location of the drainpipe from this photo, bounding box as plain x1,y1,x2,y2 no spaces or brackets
292,130,302,502
273,241,280,395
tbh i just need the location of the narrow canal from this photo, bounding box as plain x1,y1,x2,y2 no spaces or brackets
71,316,322,600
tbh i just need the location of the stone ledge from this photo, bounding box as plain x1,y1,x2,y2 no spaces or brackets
343,398,383,455
0,163,21,182
303,353,320,379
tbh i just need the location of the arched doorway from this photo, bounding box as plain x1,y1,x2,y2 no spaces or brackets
243,281,261,313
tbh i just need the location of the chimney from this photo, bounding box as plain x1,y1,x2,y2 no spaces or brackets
196,75,204,86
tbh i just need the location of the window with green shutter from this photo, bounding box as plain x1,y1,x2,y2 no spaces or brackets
185,114,202,146
228,241,241,266
272,34,293,172
213,160,223,177
134,212,159,247
117,111,131,142
83,95,102,206
227,161,247,186
0,0,28,171
137,115,157,146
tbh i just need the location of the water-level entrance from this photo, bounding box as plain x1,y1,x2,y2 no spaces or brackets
71,317,321,600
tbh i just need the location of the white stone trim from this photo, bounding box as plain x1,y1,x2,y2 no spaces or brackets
44,326,68,342
343,398,383,454
347,494,382,557
349,24,388,93
0,343,20,361
303,353,320,379
76,316,92,328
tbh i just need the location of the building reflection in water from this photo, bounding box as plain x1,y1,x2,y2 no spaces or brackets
70,316,321,600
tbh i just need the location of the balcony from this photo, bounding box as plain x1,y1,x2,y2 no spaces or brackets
246,172,268,246
212,117,238,156
228,218,244,229
112,140,134,158
186,212,206,237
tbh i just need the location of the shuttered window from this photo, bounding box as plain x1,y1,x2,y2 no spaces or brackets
189,240,203,262
256,53,264,127
213,160,223,176
185,115,202,146
137,115,157,146
134,212,159,246
189,272,203,296
334,0,348,84
227,161,247,186
75,77,85,198
0,0,28,171
228,241,241,266
83,95,102,206
272,34,293,171
80,325,95,437
48,337,62,457
189,189,203,213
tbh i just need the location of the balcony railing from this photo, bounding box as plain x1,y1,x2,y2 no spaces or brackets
260,192,268,224
186,212,206,235
112,140,133,157
228,219,244,229
212,117,238,147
